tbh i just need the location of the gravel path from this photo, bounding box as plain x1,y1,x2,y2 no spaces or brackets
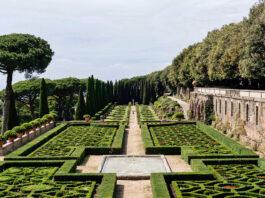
166,155,192,172
76,155,102,173
124,106,145,155
115,180,152,198
168,96,190,119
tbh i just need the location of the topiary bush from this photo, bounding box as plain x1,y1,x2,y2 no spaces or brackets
4,130,17,139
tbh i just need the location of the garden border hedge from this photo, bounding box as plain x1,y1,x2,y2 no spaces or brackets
141,122,259,160
0,160,116,198
5,122,126,162
151,158,262,198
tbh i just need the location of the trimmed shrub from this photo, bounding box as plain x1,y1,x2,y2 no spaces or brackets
4,130,17,139
13,126,26,135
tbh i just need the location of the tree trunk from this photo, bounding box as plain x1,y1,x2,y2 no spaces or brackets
1,70,13,135
69,94,74,120
61,97,66,121
29,101,36,120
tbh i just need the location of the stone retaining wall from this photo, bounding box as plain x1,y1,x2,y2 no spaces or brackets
0,121,55,156
190,87,265,150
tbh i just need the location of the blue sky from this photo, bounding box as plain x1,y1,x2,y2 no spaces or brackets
0,0,257,90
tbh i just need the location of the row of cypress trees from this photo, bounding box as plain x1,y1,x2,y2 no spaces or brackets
74,76,114,120
113,78,158,105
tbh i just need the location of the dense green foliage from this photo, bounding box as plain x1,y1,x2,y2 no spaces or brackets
74,88,86,120
0,34,54,134
153,96,183,120
0,76,113,125
39,78,49,117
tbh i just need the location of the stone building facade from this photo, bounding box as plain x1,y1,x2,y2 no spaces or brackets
190,87,265,149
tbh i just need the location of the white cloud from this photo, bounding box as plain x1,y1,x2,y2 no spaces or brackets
0,0,258,90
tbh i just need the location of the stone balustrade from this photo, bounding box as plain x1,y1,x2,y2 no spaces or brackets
194,87,265,101
0,121,55,156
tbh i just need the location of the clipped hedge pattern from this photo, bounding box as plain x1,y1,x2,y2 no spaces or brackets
29,125,117,157
171,162,265,197
150,124,234,155
0,166,98,197
139,105,160,122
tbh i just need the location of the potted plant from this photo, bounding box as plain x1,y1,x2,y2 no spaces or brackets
40,117,48,127
30,120,40,131
174,112,184,121
83,114,91,122
44,114,53,123
4,130,17,142
0,135,4,147
13,126,26,138
35,118,42,128
22,123,33,134
50,111,58,121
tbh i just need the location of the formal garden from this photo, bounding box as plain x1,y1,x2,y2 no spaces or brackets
0,1,264,197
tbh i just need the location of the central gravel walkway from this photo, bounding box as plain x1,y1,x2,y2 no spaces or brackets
115,106,152,198
124,106,145,155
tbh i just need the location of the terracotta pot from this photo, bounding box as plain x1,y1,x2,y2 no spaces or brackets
177,118,182,121
0,141,3,147
85,117,90,122
26,130,30,135
8,137,15,142
17,133,23,138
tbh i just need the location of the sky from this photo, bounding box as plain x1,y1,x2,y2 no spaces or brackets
0,0,258,90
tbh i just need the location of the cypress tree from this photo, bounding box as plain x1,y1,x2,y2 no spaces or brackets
74,88,86,120
7,89,19,130
85,77,91,115
95,80,101,111
39,78,49,117
143,81,148,105
90,75,96,115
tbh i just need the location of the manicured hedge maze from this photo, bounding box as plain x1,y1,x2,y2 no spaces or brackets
171,163,265,197
105,105,130,124
139,105,160,122
150,124,233,155
29,125,116,157
0,166,98,197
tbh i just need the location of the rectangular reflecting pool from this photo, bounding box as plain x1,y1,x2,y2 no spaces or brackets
98,155,171,179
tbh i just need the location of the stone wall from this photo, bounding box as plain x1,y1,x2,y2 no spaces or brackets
176,87,192,100
0,121,55,156
190,87,265,150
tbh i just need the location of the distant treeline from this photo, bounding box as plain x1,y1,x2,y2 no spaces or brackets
0,76,114,122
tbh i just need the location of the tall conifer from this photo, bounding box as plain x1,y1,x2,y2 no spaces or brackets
75,88,86,120
39,78,49,117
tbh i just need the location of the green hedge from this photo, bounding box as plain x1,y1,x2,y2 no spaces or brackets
151,173,171,198
197,122,258,156
5,123,68,160
5,122,126,161
112,124,126,151
151,172,215,198
0,160,116,198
